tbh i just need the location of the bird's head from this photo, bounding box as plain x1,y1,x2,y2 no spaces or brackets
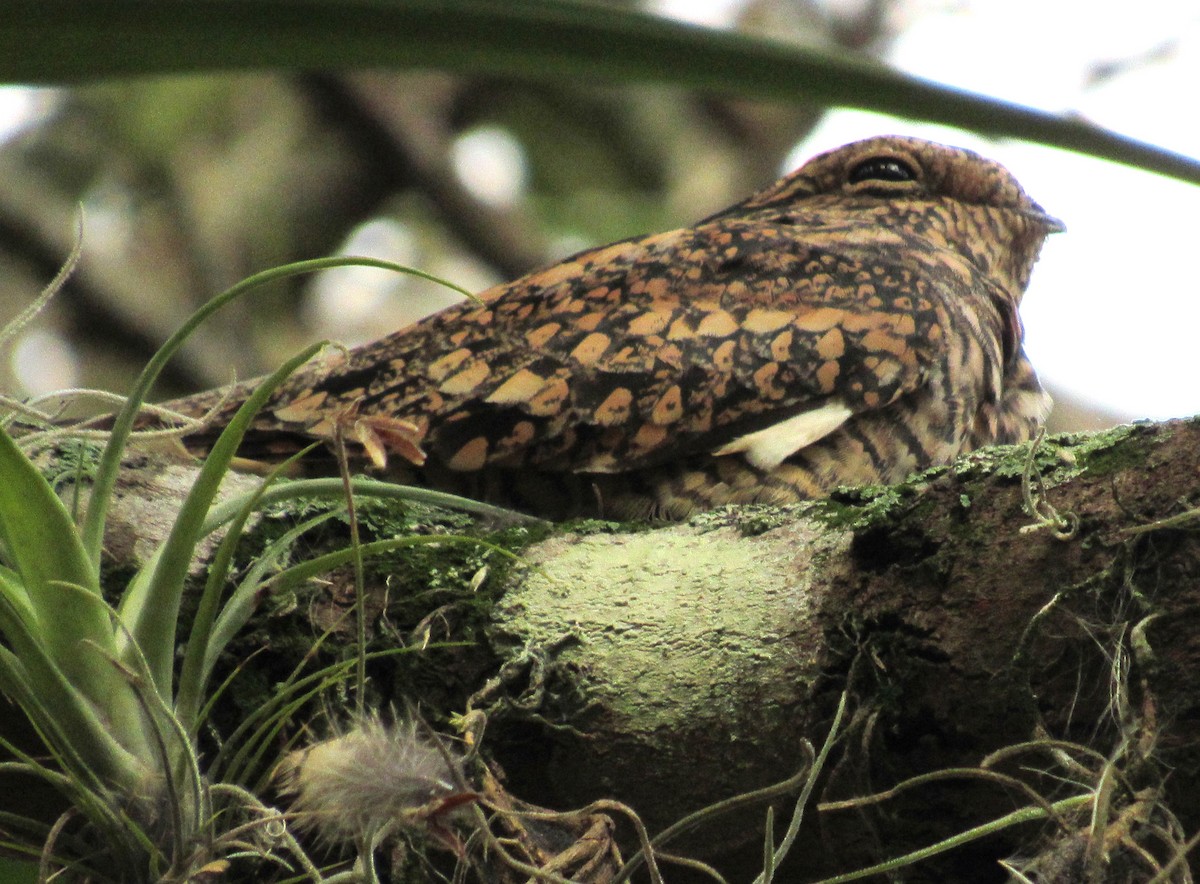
737,135,1064,297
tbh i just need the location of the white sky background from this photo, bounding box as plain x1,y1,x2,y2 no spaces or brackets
654,0,1200,421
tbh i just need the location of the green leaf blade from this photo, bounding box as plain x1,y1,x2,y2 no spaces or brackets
118,342,326,698
0,427,121,697
1,0,1198,184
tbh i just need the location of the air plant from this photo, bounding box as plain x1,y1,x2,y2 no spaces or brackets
0,253,492,881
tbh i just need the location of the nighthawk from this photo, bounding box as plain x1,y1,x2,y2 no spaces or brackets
163,135,1062,520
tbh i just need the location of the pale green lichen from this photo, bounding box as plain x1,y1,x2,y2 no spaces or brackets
809,481,926,532
808,422,1153,536
687,503,810,536
494,522,834,728
952,423,1148,486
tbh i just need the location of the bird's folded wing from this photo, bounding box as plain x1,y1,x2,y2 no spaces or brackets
171,215,963,475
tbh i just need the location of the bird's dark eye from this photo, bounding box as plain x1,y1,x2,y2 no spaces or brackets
848,156,918,184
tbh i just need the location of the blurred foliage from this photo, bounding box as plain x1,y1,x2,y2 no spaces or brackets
0,0,1182,421
0,66,824,400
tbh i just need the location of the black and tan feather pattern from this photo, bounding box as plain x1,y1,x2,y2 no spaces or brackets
164,136,1061,519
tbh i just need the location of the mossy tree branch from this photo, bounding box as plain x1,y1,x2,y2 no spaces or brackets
12,417,1200,880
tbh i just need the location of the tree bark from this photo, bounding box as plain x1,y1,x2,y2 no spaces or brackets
480,418,1200,881
36,418,1200,880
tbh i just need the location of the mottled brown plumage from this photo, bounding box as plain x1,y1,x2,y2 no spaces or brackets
165,136,1062,519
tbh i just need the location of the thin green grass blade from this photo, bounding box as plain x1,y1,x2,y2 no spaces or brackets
0,733,113,832
0,816,51,851
118,341,326,698
247,534,517,602
197,510,340,704
208,608,370,785
220,674,347,789
1,0,1198,184
213,659,357,786
80,256,471,572
0,760,74,795
0,669,162,881
200,599,353,754
214,646,433,787
192,648,266,752
754,691,849,883
202,476,543,535
0,728,151,879
204,531,468,779
175,446,323,735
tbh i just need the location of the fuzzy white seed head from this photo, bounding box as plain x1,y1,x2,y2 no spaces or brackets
277,717,469,844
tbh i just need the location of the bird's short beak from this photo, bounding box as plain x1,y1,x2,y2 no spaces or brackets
1027,207,1066,233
